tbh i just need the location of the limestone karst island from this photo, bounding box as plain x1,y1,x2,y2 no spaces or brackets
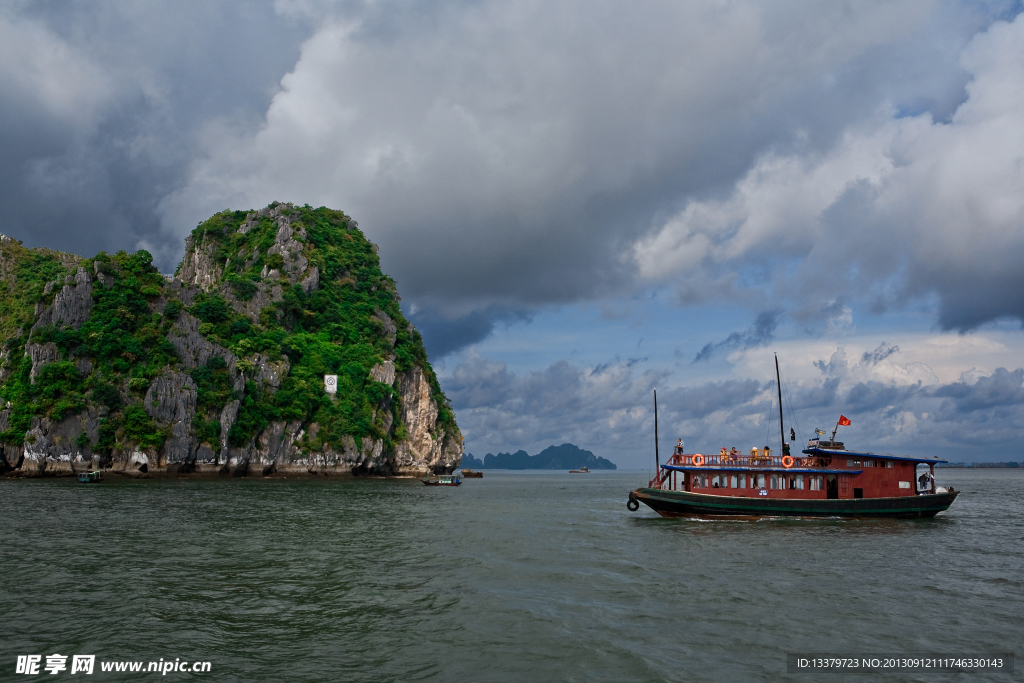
0,203,463,478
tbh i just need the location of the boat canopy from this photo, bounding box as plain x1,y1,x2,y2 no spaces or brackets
801,447,947,465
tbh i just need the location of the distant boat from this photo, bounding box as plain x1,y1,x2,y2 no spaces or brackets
460,469,483,478
77,470,102,483
423,474,461,486
569,466,590,473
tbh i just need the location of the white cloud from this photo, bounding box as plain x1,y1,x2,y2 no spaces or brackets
447,339,1024,467
0,13,113,124
160,1,986,321
635,13,1024,329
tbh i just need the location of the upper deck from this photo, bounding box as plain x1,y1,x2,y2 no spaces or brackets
649,442,947,500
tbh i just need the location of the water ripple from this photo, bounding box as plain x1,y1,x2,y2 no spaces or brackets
1,470,1021,681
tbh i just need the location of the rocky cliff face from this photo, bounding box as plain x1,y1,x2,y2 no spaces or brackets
0,203,462,478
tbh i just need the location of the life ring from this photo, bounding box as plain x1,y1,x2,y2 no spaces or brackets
627,499,640,512
782,455,795,468
692,454,705,466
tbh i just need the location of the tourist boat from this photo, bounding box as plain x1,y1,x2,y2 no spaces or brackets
460,469,484,478
423,474,461,486
569,466,590,473
626,357,959,519
77,470,103,483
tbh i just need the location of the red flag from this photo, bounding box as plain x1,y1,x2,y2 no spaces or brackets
838,415,851,426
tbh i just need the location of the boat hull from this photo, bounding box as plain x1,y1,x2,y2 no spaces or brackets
631,488,958,519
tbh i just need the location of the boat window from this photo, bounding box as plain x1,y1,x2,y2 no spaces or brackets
809,476,823,491
737,474,746,489
791,476,804,490
756,473,766,489
864,460,874,467
847,459,861,467
770,474,780,489
730,475,737,488
886,461,894,468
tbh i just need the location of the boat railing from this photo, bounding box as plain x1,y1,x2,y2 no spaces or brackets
649,449,831,486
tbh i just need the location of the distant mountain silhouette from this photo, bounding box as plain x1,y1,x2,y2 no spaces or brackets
461,443,616,470
461,453,485,468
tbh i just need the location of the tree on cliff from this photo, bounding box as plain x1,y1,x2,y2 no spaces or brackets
0,203,462,477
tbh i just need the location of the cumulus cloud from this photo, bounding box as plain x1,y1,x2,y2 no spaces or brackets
635,13,1024,331
155,1,1009,352
447,343,1024,467
0,3,307,262
2,1,1023,358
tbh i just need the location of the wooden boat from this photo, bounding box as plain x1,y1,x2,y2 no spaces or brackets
423,474,461,486
627,356,958,519
460,469,483,478
569,466,591,473
77,470,103,483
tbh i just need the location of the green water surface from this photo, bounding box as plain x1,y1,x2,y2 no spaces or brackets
1,470,1020,682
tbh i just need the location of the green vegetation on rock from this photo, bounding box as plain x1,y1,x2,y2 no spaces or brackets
0,203,461,477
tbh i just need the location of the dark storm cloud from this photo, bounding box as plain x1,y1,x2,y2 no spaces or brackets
934,368,1024,413
152,0,1023,353
409,305,531,360
0,3,309,268
862,343,900,366
4,1,1024,353
693,310,781,363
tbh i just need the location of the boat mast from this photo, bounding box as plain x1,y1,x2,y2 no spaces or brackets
775,353,785,452
654,389,660,472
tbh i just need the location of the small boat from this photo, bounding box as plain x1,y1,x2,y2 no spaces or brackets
569,466,590,473
460,469,483,478
78,470,103,483
627,356,959,519
423,474,461,486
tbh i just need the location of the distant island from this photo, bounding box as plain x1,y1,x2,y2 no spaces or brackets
936,461,1020,468
461,443,616,470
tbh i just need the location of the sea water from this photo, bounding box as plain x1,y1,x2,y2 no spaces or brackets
1,469,1020,682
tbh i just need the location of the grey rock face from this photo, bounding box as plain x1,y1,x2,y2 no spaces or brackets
27,342,61,384
265,209,310,284
369,360,396,386
33,267,93,330
144,370,198,465
392,365,463,475
19,409,102,476
300,266,319,295
227,419,305,475
253,354,289,391
219,399,240,463
374,308,398,347
181,204,319,324
178,234,223,292
169,313,238,372
224,280,282,323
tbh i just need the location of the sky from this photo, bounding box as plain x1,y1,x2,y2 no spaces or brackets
3,0,1024,468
